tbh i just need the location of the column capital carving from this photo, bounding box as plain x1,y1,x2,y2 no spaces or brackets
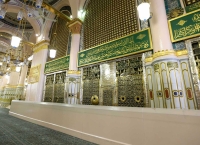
33,40,50,54
67,18,83,34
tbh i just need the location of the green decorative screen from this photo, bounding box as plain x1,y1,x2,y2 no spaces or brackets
45,55,70,73
168,9,200,42
78,29,152,67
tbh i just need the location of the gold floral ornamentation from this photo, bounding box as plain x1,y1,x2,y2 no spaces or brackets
145,50,188,63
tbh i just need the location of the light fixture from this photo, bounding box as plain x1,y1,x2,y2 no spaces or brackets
28,55,33,61
70,15,73,19
78,10,86,21
5,73,9,79
16,65,21,72
0,7,6,19
17,9,23,20
36,0,43,8
137,2,151,21
49,49,56,58
27,6,33,17
35,34,39,37
0,62,2,65
11,36,22,48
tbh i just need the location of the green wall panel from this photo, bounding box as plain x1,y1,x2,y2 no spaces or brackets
78,29,152,67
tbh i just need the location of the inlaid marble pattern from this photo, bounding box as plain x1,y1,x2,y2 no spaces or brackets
0,108,97,145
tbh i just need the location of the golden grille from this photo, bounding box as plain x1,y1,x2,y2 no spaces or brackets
184,0,200,6
83,0,138,50
48,14,70,61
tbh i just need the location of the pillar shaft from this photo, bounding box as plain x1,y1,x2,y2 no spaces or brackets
149,0,173,52
8,72,20,85
68,18,83,71
26,41,49,102
69,34,80,70
18,65,28,85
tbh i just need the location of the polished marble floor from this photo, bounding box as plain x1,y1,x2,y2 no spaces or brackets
0,108,97,145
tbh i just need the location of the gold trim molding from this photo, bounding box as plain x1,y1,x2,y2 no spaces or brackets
67,70,81,75
145,49,188,63
153,50,176,59
17,84,24,87
33,40,50,54
5,85,18,89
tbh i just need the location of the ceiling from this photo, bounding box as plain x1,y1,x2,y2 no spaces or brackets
0,12,33,29
18,0,59,6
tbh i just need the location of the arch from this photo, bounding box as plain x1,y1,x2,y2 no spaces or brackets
0,26,28,41
42,0,70,41
5,4,41,35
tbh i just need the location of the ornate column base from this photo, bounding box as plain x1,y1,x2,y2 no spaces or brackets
1,85,17,108
66,70,81,104
145,50,195,109
16,85,25,100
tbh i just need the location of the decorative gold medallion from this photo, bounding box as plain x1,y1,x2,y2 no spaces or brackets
177,20,187,26
137,34,146,40
120,96,126,102
91,95,99,105
134,96,141,103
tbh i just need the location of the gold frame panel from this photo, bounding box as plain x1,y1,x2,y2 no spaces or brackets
78,28,153,67
168,9,200,42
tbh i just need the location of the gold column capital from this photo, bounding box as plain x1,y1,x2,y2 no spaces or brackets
67,18,83,34
33,40,50,54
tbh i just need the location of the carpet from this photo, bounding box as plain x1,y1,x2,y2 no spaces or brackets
0,108,98,145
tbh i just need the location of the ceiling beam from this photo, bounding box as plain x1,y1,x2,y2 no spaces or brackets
42,2,71,22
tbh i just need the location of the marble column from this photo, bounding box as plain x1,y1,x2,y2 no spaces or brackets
16,65,28,100
145,0,188,109
66,18,82,104
26,41,49,102
68,18,82,70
